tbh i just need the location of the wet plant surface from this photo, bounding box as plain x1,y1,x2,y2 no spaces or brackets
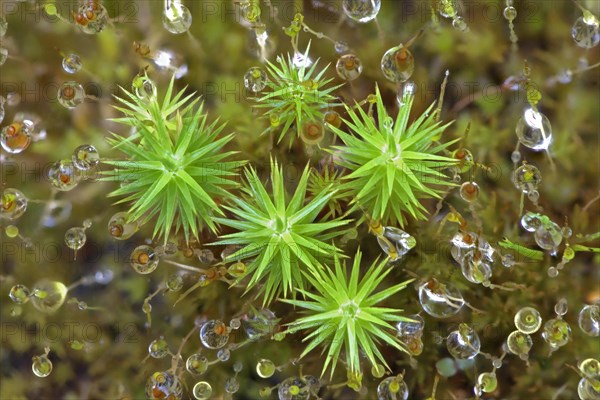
0,1,599,399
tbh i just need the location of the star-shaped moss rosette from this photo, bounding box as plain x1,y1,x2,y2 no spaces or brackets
282,249,413,379
329,85,459,226
102,75,244,243
213,159,351,305
253,44,341,145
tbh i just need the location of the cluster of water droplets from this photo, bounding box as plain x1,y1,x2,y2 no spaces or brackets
396,314,425,357
451,231,495,285
520,212,567,259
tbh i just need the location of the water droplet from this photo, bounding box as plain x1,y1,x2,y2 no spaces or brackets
514,307,542,334
162,3,192,34
64,227,86,250
4,225,18,237
554,298,568,316
225,377,239,394
1,188,28,220
459,181,480,202
241,2,261,23
520,212,541,232
244,67,268,93
336,54,363,81
217,348,230,362
145,371,183,399
579,358,600,375
571,16,600,49
256,359,276,378
186,353,209,375
502,253,515,268
371,363,385,378
200,320,230,349
48,160,81,191
75,2,109,34
108,211,139,240
506,330,533,356
1,121,32,154
542,318,571,348
57,82,85,108
0,15,7,36
31,280,68,313
9,284,31,304
342,0,381,23
377,226,416,261
323,110,342,129
292,52,313,68
477,372,498,393
381,45,414,83
418,279,464,318
534,222,562,251
229,318,241,330
226,261,246,278
561,226,573,239
132,74,157,100
438,0,458,18
527,189,540,203
511,150,521,163
192,381,212,399
334,41,350,54
32,354,53,377
0,48,8,66
233,361,243,373
166,274,183,292
578,304,599,337
446,324,480,359
461,256,492,284
243,308,278,340
300,121,325,145
396,314,425,339
577,377,600,400
452,16,468,31
148,337,169,358
130,245,159,274
513,164,541,193
159,51,188,79
259,386,272,397
377,376,409,400
515,108,553,151
503,6,517,20
72,144,99,170
278,376,312,400
62,54,82,74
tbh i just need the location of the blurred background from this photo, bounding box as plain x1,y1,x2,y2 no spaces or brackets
0,0,599,399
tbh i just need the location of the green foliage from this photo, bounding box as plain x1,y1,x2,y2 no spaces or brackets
330,85,459,226
307,165,353,219
102,75,244,242
253,44,341,144
213,159,351,305
282,249,413,378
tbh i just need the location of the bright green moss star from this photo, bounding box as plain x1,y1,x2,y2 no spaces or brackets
330,85,458,226
282,249,414,378
213,159,351,305
102,75,244,243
